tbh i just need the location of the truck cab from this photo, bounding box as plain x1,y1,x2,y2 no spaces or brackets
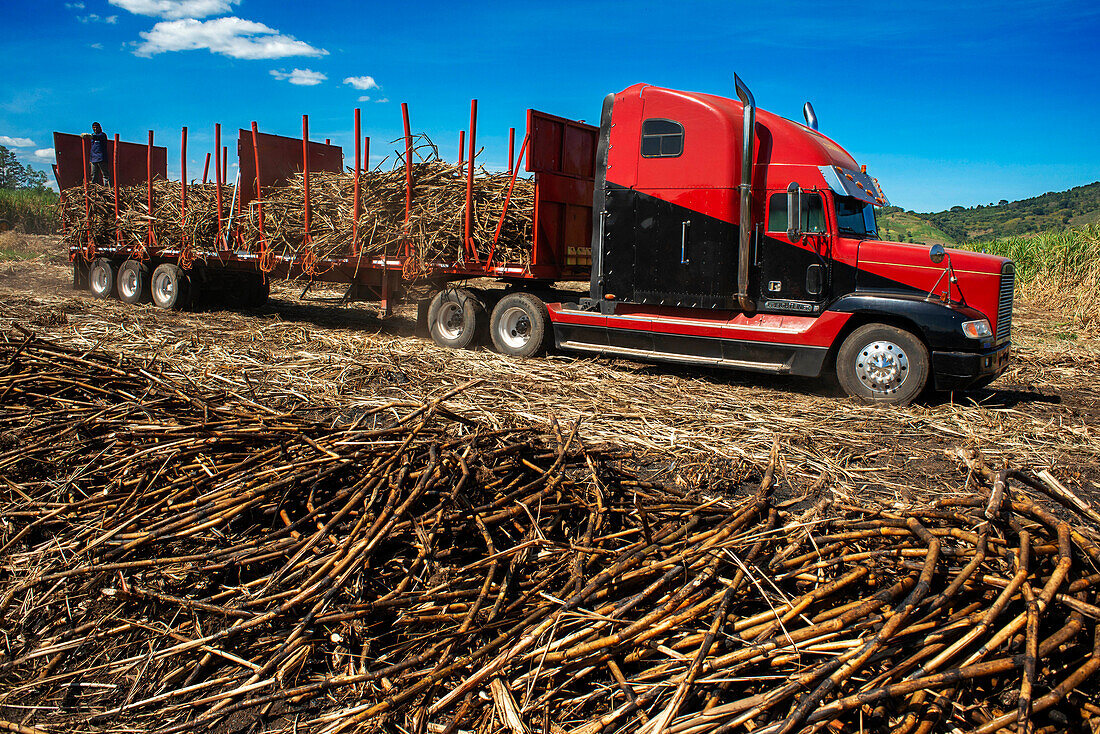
541,79,1013,405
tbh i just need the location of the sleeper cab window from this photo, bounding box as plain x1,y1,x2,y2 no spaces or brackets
767,192,826,234
640,119,684,158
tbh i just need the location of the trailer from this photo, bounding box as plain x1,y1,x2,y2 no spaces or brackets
58,76,1013,406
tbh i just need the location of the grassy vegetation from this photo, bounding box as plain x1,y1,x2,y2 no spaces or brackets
878,182,1100,245
876,207,956,245
962,225,1100,331
0,187,60,235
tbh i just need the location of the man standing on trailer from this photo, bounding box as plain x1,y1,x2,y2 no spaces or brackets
82,122,111,185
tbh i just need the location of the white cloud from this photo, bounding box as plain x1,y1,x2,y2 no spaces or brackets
108,0,239,20
343,75,378,91
270,68,326,86
34,148,55,161
0,136,35,147
135,17,328,59
90,42,104,49
357,95,370,102
106,15,118,23
65,2,85,8
374,98,389,104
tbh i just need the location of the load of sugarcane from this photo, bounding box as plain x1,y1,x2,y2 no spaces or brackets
58,180,232,258
237,161,535,267
58,151,535,271
1,332,1099,734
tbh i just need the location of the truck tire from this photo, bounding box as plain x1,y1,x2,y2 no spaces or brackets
89,258,116,299
151,263,189,310
117,260,151,305
490,292,550,357
836,323,929,406
428,287,486,349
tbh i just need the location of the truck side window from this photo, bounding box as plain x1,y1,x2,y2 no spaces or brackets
767,192,826,234
640,119,683,158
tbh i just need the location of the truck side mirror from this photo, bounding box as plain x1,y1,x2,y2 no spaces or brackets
929,244,946,264
786,182,802,243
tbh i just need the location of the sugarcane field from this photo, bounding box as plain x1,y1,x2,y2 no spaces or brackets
4,4,1100,733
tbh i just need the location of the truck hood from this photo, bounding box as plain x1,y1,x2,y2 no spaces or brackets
854,239,1014,336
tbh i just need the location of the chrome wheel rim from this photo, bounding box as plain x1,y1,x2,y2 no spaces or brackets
121,269,138,299
436,302,464,340
855,340,909,394
153,271,174,305
91,265,108,294
497,306,532,350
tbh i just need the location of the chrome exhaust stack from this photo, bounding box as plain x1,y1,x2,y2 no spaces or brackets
734,74,756,312
803,101,818,130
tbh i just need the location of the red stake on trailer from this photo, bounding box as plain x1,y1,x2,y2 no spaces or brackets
458,130,465,168
401,103,412,233
80,134,92,256
352,108,360,256
202,152,210,184
214,123,223,250
251,122,269,268
364,137,370,171
302,114,311,244
113,134,121,246
488,133,529,265
145,130,154,256
180,127,188,246
507,127,515,175
464,99,478,263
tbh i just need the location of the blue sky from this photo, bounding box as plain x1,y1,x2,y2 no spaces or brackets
1,0,1097,213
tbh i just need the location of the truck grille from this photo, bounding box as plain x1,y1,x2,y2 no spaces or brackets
997,263,1015,344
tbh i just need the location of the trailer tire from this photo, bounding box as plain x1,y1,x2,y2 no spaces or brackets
428,287,486,350
151,263,189,310
490,292,550,358
836,323,929,406
89,258,116,299
118,260,151,305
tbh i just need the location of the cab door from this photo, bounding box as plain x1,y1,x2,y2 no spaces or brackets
758,190,830,311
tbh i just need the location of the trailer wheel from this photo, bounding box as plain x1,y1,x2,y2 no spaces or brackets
89,258,116,299
836,323,929,406
490,292,550,357
118,260,151,305
151,263,189,310
428,287,486,349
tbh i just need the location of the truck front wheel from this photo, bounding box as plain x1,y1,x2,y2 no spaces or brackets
490,293,550,357
428,287,486,349
836,324,929,406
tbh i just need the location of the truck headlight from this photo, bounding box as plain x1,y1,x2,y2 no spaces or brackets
961,319,992,339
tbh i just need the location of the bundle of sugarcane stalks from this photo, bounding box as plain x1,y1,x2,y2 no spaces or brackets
59,150,534,272
238,161,534,267
2,331,1099,734
58,180,232,258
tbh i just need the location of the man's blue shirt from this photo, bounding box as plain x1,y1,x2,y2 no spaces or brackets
89,132,108,163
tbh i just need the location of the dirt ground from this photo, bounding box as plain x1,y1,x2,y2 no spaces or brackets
2,233,1098,507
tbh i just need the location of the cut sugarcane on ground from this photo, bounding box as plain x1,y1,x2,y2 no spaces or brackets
1,334,1099,734
58,146,535,269
2,234,1100,733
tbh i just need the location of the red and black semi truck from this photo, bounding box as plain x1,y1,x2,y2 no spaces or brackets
60,76,1013,406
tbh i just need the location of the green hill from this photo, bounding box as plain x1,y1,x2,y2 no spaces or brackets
876,181,1100,245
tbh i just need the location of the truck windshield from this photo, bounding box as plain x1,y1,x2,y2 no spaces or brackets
834,196,879,239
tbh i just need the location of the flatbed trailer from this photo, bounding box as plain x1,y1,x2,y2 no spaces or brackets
59,76,1014,406
57,103,597,312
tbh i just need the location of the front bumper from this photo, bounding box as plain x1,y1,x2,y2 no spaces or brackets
932,342,1011,392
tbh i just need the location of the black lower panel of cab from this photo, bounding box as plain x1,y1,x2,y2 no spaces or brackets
552,322,828,377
